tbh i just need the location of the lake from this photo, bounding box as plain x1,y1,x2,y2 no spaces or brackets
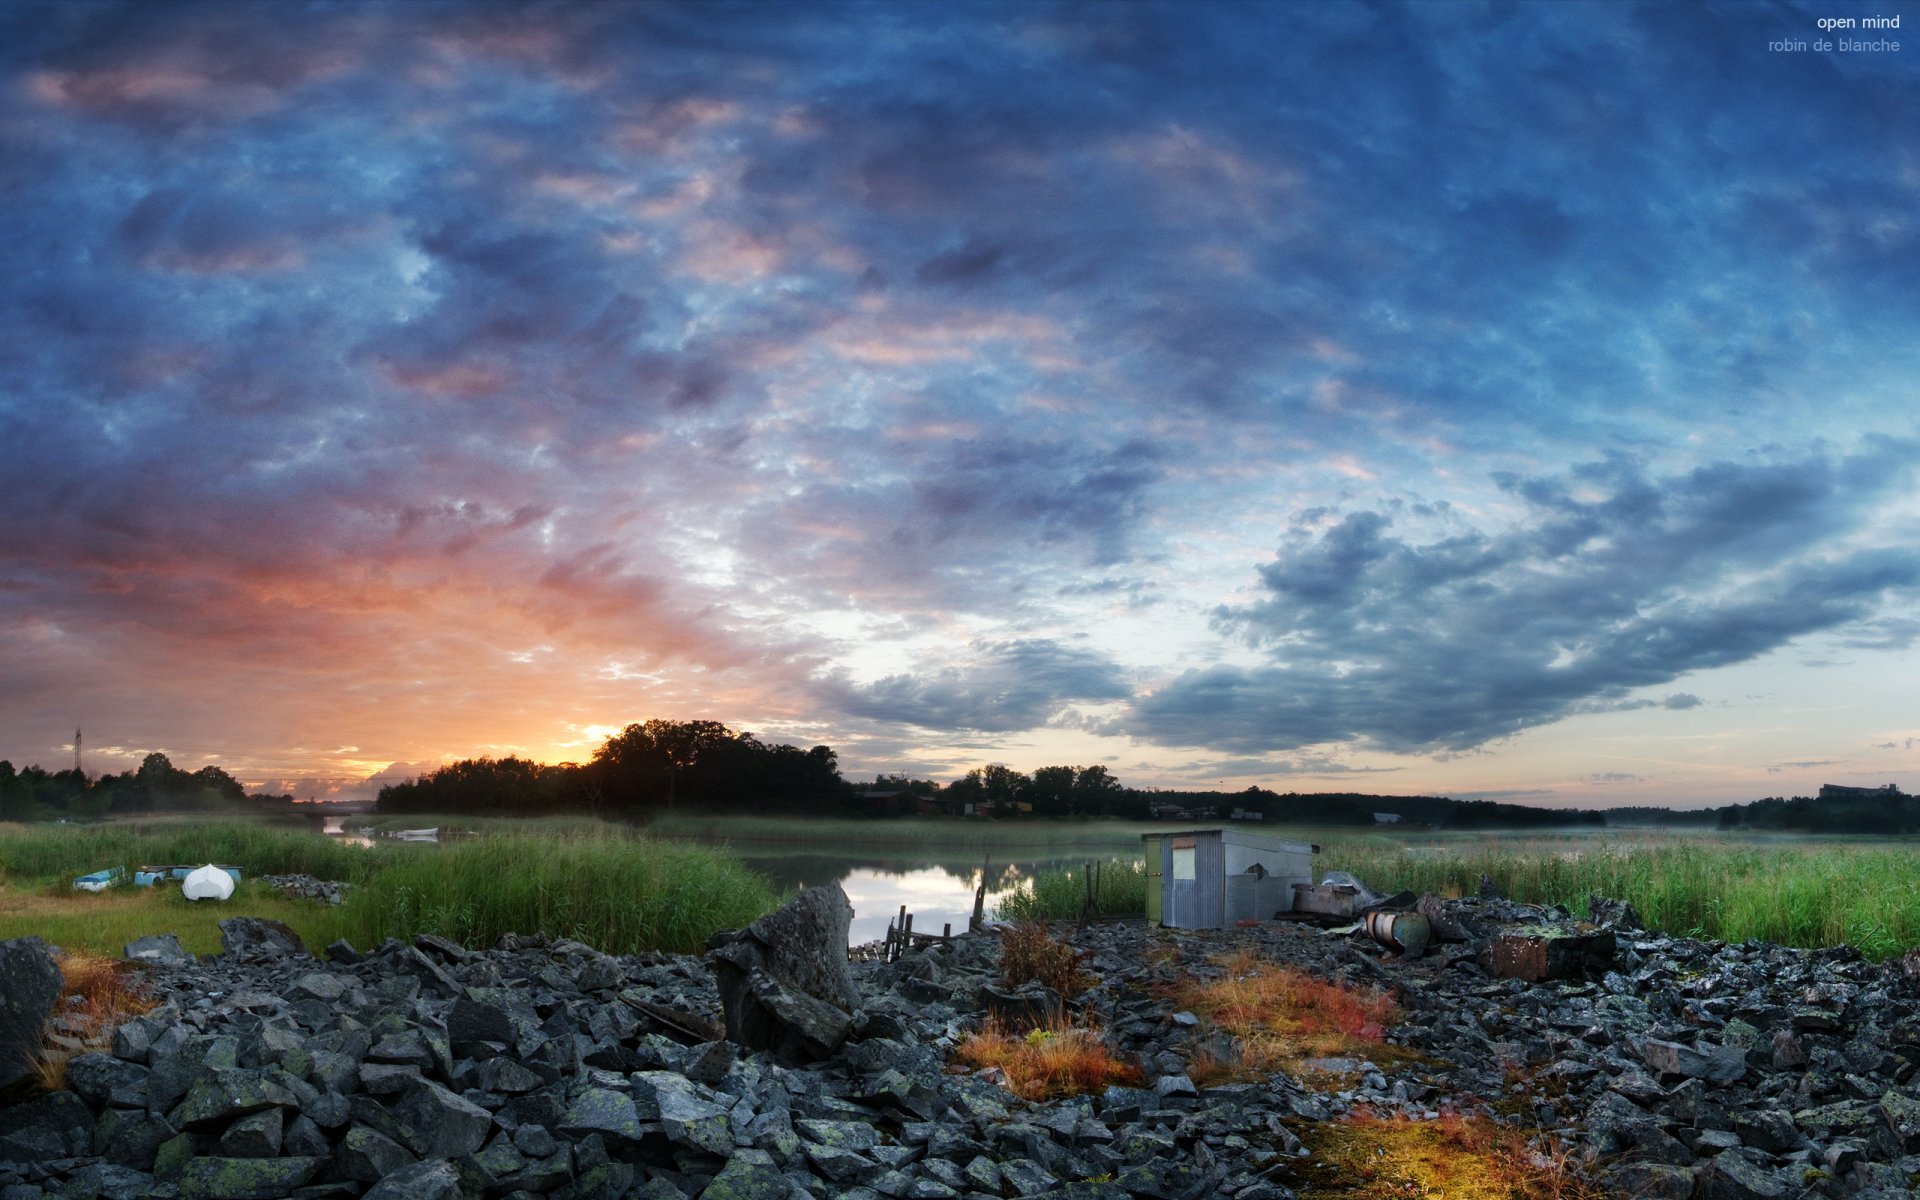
727,848,1133,945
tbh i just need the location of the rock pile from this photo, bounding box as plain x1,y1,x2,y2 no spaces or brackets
260,877,354,906
6,887,1920,1198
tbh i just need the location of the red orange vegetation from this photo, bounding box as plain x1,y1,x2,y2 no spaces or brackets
1297,1108,1603,1200
953,1019,1144,1101
1167,948,1405,1084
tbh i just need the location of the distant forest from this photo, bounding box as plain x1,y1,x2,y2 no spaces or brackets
0,751,290,822
6,719,1903,834
371,719,1613,828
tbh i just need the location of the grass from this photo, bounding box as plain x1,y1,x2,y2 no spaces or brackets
0,818,389,885
997,920,1094,1000
1296,1109,1602,1200
1311,830,1920,959
336,829,779,955
0,817,779,958
952,1018,1144,1101
31,948,160,1093
994,860,1148,922
0,880,360,958
1168,948,1404,1085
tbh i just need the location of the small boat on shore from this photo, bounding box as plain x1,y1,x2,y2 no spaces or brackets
134,864,243,887
72,867,127,893
389,827,440,842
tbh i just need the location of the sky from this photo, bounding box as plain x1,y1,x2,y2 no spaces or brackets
1,0,1915,808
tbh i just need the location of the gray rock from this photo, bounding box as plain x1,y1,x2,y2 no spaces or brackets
1699,1150,1793,1200
707,883,862,1063
169,1069,299,1131
0,937,63,1089
703,1148,788,1200
64,1052,149,1108
216,1107,284,1158
335,1123,417,1182
175,1156,325,1200
216,918,307,959
393,1078,493,1157
92,1106,176,1170
362,1159,463,1200
557,1087,644,1144
1641,1037,1748,1084
57,1163,154,1200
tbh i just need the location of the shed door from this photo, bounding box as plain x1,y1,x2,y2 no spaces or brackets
1143,837,1163,925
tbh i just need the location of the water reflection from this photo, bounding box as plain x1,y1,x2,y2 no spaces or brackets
321,816,375,848
731,850,1103,945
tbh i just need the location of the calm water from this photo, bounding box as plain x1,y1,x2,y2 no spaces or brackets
318,819,1141,945
731,850,1127,945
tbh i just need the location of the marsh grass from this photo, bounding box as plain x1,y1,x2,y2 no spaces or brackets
1312,831,1920,959
995,860,1148,921
31,948,161,1093
0,817,775,957
0,879,358,958
335,829,778,954
0,819,386,884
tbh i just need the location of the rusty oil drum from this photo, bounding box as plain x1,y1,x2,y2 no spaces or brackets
1364,910,1431,958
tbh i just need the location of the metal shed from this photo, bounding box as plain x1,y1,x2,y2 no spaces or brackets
1141,829,1318,929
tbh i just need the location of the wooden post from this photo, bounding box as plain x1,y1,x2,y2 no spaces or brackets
943,922,951,941
1078,859,1095,930
970,856,991,932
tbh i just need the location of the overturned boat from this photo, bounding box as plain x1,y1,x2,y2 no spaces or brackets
180,863,237,902
72,867,126,893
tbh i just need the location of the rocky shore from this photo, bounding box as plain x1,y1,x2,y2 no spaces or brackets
5,888,1920,1199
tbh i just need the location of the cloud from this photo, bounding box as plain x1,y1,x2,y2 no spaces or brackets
1125,443,1919,754
817,639,1132,733
1767,760,1841,774
1586,772,1643,785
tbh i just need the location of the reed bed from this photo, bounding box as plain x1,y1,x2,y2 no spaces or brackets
1312,831,1920,960
0,819,389,885
334,829,779,955
995,860,1149,922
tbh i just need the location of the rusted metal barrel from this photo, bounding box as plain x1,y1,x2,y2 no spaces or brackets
1365,910,1431,958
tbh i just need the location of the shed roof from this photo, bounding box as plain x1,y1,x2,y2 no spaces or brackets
1142,828,1319,854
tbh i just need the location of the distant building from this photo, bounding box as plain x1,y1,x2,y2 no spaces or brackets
1229,807,1265,821
1818,784,1904,801
1374,812,1403,824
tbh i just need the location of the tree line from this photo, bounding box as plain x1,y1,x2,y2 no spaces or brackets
0,752,263,822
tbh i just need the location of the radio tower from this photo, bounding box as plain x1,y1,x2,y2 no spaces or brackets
74,728,82,777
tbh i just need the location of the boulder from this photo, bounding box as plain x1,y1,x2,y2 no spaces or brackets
707,883,862,1062
216,918,306,959
0,935,64,1089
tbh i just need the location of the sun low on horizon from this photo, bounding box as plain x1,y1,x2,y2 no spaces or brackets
1,0,1915,810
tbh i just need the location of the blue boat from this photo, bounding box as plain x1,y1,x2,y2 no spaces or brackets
72,866,127,893
133,864,243,887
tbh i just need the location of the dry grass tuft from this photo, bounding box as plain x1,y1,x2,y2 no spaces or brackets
952,1017,1144,1101
1169,948,1404,1084
997,921,1093,1000
30,949,159,1093
1297,1108,1603,1200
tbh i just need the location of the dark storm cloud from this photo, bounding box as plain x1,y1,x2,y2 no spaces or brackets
819,639,1132,733
0,0,1915,774
1125,443,1920,754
